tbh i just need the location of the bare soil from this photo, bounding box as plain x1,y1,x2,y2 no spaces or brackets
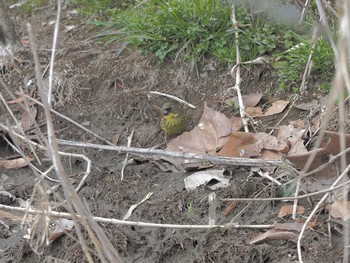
0,2,344,263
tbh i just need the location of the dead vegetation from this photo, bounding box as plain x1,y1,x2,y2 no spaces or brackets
1,1,350,263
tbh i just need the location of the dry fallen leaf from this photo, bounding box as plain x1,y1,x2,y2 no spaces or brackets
21,106,37,131
278,205,305,218
245,106,263,117
163,103,233,166
0,157,33,169
263,100,289,116
230,117,243,131
254,132,289,153
7,96,25,104
249,229,299,245
112,133,120,145
223,201,237,218
273,220,309,232
286,131,350,171
218,132,263,158
250,220,309,245
242,93,263,107
328,199,350,221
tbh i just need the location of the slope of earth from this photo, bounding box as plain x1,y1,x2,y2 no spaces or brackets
0,1,341,263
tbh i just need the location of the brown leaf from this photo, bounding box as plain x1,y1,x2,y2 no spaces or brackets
230,117,243,132
254,132,289,153
7,96,25,104
273,220,309,232
112,133,120,145
223,201,237,218
0,157,32,169
249,229,299,245
21,106,37,131
263,100,289,116
328,199,350,221
277,124,307,156
246,106,263,117
259,149,282,160
286,131,350,171
278,205,305,218
218,132,263,158
163,103,232,166
242,93,263,107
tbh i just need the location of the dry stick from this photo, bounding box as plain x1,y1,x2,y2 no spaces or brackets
122,192,153,221
27,20,93,262
316,0,338,59
22,94,115,146
0,92,41,165
47,0,61,105
292,75,339,220
0,203,274,230
231,1,248,133
298,4,350,261
56,138,295,169
320,0,340,19
208,193,217,226
121,130,134,180
297,164,350,263
222,179,350,202
27,20,122,263
2,136,60,183
337,6,350,262
299,0,310,23
338,90,349,263
299,26,319,94
0,124,91,192
149,91,196,109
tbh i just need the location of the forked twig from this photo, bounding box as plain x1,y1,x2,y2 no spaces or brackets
230,1,249,132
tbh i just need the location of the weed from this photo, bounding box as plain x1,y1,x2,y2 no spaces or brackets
274,30,335,91
187,202,193,213
22,0,46,14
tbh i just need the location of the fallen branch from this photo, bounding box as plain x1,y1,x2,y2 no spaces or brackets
0,203,274,230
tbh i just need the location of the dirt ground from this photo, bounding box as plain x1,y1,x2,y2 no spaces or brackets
0,1,346,263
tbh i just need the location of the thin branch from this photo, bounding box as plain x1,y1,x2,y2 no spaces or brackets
231,1,249,132
0,203,274,230
149,91,196,108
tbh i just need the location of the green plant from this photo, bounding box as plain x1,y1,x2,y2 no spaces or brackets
22,0,46,14
109,0,235,68
187,202,193,213
68,0,131,17
274,29,335,92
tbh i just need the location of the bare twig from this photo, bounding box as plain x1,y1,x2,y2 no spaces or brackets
222,179,350,202
231,1,249,132
208,193,217,226
122,192,153,221
121,130,134,180
149,91,196,108
299,26,319,94
47,0,61,104
22,94,115,146
0,203,274,230
55,138,296,170
297,164,350,262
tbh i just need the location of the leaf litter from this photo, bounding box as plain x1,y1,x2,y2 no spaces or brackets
161,98,350,245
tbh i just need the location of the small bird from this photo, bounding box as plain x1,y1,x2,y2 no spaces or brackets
160,102,186,138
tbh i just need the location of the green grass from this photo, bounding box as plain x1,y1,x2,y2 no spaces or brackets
70,0,337,91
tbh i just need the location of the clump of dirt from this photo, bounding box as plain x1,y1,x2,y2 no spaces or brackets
0,1,343,263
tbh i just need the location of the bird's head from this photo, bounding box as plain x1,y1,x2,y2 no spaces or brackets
161,102,176,116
